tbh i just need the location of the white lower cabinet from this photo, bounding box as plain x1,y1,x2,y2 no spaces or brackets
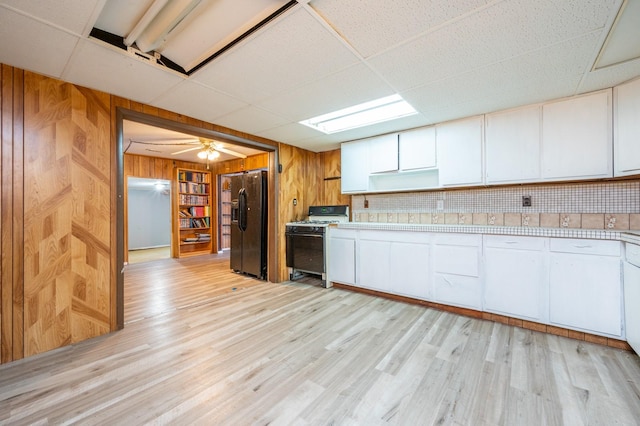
484,236,547,321
548,239,622,337
328,229,357,285
388,240,431,300
357,231,430,299
358,237,391,292
329,228,625,339
432,234,482,309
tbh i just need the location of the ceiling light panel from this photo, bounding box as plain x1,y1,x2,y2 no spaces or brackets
159,0,292,71
299,94,417,134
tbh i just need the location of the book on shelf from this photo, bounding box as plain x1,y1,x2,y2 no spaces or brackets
179,194,210,206
180,217,210,229
178,171,210,183
179,181,209,194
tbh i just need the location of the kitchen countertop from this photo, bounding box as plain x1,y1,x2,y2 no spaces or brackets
336,222,640,243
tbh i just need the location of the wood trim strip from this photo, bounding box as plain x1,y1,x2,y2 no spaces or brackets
1,64,13,363
333,282,633,351
11,67,24,361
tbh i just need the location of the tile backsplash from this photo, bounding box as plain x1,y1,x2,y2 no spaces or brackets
352,180,640,230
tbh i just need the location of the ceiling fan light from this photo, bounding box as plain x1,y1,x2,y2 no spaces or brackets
208,150,220,160
197,150,208,159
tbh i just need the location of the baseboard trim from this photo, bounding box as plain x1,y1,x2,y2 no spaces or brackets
332,282,633,352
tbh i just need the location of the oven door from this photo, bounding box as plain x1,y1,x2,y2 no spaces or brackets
286,231,324,274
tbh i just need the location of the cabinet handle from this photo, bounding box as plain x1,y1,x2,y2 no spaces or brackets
574,245,592,249
505,241,518,245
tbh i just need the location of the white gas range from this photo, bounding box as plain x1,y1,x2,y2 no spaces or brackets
285,205,349,287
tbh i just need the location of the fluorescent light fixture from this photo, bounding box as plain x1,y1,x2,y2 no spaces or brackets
299,94,418,134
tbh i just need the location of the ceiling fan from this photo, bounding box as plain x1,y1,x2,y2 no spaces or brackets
127,136,247,161
170,137,247,160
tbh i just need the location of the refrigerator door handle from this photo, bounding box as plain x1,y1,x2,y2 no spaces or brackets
238,188,248,231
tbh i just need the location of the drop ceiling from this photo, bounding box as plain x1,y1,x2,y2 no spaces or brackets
1,0,639,155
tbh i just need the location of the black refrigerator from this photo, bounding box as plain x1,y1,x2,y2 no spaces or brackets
230,170,267,279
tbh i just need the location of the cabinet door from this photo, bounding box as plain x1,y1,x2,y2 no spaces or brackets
341,140,369,193
389,241,430,300
328,237,356,285
369,133,398,173
549,252,622,337
399,127,436,171
542,90,612,180
484,238,546,321
614,78,640,176
437,116,483,186
358,239,391,292
485,105,541,183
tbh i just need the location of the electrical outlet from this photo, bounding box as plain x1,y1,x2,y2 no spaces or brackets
522,195,532,207
437,200,444,211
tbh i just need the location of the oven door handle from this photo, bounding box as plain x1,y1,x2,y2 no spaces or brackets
285,232,324,238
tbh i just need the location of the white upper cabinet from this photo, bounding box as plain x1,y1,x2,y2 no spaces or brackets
614,78,640,176
368,133,398,173
399,126,437,171
341,140,369,193
485,105,541,184
437,116,484,187
541,89,612,180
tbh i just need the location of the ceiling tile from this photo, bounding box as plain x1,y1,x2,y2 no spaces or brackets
62,39,184,104
369,0,618,92
309,0,488,58
0,0,105,35
192,7,360,103
257,122,321,145
213,106,290,135
150,80,248,124
0,6,79,78
401,32,602,124
258,63,393,121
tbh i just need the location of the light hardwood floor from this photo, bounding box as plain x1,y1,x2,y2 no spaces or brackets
1,253,639,425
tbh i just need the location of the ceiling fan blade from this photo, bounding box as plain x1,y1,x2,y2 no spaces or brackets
171,146,202,155
215,146,247,159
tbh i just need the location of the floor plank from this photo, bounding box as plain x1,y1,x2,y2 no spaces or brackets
1,253,639,425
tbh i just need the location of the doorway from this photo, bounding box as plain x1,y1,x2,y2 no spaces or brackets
115,108,279,329
127,177,171,264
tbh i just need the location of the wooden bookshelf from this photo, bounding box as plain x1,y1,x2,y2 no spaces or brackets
175,168,213,258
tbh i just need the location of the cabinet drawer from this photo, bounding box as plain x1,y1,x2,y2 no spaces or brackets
549,238,620,256
484,235,546,251
433,233,481,247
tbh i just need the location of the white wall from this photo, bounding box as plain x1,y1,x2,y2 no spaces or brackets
128,188,171,249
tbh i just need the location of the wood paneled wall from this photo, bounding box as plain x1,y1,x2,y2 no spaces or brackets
319,149,350,209
0,63,336,363
21,72,113,357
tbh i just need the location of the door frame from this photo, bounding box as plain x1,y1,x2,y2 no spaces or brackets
114,107,279,329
